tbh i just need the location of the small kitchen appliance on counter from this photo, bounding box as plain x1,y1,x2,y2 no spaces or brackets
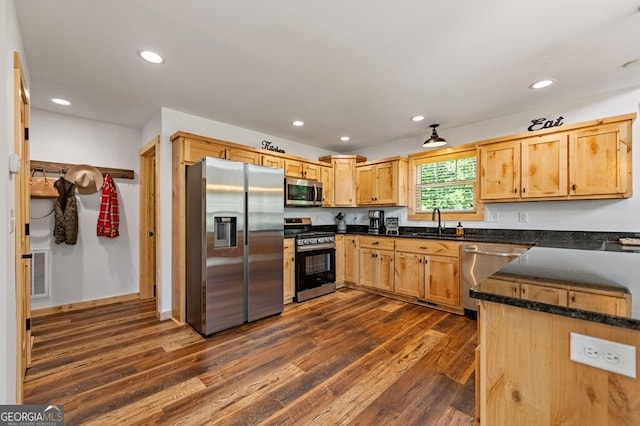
368,210,384,234
385,217,399,236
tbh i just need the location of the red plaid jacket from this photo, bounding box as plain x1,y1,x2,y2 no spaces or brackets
97,174,119,238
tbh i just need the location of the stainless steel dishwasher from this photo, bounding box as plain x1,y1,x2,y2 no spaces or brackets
462,243,530,315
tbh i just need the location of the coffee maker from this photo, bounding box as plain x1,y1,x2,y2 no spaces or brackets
368,210,384,234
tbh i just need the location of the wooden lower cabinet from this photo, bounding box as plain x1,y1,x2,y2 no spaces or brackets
335,234,345,287
283,239,295,304
394,252,424,298
359,248,394,292
344,236,359,284
520,282,567,305
568,289,629,316
425,255,460,307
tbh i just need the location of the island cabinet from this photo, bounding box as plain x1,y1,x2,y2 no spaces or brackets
318,155,367,207
358,236,394,292
344,235,360,284
394,239,461,311
355,157,408,206
283,239,295,304
488,274,631,317
479,113,634,202
334,234,345,287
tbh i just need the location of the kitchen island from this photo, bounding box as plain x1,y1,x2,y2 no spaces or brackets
471,246,640,424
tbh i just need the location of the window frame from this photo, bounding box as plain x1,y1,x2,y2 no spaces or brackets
408,147,484,221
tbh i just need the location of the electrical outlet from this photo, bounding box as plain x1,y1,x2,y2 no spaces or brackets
518,211,528,223
570,333,636,378
486,212,498,222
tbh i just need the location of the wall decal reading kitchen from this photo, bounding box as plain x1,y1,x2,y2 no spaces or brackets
261,140,285,153
528,116,564,132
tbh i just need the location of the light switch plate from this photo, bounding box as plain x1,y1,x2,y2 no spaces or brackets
570,332,636,378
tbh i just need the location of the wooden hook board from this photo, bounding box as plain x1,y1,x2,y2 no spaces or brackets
30,160,135,180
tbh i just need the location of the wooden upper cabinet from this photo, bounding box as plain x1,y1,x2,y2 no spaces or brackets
569,122,630,197
261,154,284,169
479,140,520,200
227,148,260,165
479,114,634,202
520,133,568,198
356,157,408,206
318,155,367,207
184,138,227,163
284,159,321,180
320,165,334,206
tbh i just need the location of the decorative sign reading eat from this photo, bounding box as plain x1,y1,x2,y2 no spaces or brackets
528,116,564,132
261,140,285,153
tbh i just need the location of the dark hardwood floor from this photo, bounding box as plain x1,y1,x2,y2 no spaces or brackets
24,288,477,425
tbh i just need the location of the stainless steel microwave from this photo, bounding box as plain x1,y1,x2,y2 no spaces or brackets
284,177,323,206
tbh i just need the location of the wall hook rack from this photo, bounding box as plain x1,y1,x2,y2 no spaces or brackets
30,160,134,180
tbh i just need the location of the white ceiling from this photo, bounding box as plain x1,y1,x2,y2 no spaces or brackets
14,0,640,153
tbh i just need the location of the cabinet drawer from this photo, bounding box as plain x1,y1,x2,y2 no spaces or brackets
394,239,460,257
482,278,519,298
359,236,394,250
520,282,567,306
568,290,630,317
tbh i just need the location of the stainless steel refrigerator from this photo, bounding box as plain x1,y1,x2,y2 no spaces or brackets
186,157,284,336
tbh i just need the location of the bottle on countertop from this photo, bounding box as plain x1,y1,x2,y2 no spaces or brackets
456,221,464,237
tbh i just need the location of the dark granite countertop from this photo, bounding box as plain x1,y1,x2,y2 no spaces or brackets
470,246,640,330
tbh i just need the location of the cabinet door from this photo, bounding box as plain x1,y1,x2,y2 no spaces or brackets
568,290,628,316
345,236,359,283
262,154,284,169
284,159,304,178
394,252,424,298
520,133,568,198
228,148,260,165
569,123,627,196
283,240,295,303
333,158,356,206
479,140,521,200
335,235,345,285
520,283,567,306
425,255,460,307
377,249,395,292
359,248,377,288
303,163,321,181
375,162,397,204
321,165,334,207
356,165,375,205
185,139,227,163
482,277,519,298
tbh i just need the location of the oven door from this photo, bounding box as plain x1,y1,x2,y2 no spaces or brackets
296,246,336,297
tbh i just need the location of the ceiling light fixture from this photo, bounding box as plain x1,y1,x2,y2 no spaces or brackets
411,115,425,122
51,98,71,106
291,120,304,127
340,136,350,141
139,50,164,64
529,79,555,89
423,124,447,148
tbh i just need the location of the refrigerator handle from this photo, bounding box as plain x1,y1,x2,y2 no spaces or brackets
244,191,249,246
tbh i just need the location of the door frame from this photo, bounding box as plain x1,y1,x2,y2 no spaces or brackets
139,137,160,305
14,52,30,403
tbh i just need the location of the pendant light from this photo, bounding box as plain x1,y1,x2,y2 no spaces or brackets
423,124,447,148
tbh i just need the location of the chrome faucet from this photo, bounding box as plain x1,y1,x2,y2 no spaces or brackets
431,207,445,235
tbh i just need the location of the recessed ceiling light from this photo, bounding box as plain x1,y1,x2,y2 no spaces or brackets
411,115,425,122
291,120,304,127
622,59,639,69
139,50,164,64
529,79,555,89
340,136,350,142
51,98,71,106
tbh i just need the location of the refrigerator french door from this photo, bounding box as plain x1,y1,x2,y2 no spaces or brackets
186,157,284,336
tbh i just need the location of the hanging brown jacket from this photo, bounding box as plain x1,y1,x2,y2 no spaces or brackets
53,177,78,245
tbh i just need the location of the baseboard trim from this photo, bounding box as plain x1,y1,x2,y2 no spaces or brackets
31,293,140,317
158,310,172,321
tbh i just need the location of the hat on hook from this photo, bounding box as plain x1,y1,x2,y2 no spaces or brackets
65,164,104,194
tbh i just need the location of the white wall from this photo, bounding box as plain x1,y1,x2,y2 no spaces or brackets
355,88,640,232
29,109,140,309
1,0,27,405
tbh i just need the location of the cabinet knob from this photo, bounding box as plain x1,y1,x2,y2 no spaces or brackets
571,184,576,191
522,187,526,193
514,188,518,193
373,241,379,245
